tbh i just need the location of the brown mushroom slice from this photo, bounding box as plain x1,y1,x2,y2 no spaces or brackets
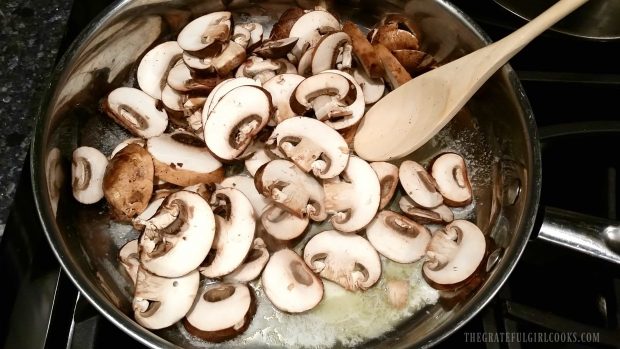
103,87,168,138
399,195,453,224
290,72,356,124
342,21,384,79
423,220,486,286
320,70,365,130
270,7,305,40
289,10,341,59
239,23,264,50
133,268,199,330
225,238,270,282
183,41,246,76
373,43,412,89
370,22,419,51
184,283,256,342
370,161,399,210
254,37,299,59
391,49,437,75
399,160,443,209
119,239,139,285
202,77,260,125
221,175,270,218
72,147,108,204
137,41,183,100
431,153,473,207
366,210,431,263
261,204,309,241
303,230,381,291
352,67,385,104
139,191,215,278
267,117,349,178
146,132,224,186
324,156,380,233
177,11,231,53
311,32,352,75
263,74,305,124
103,144,154,220
201,187,255,278
262,249,324,313
203,85,272,160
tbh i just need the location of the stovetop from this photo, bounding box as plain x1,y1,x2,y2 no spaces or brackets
1,0,620,348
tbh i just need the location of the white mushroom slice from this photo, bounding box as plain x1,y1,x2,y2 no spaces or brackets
311,32,352,75
239,23,263,50
297,46,315,77
261,204,309,241
366,210,431,263
232,25,251,48
184,283,256,342
133,268,199,330
303,230,381,291
147,131,224,186
352,67,385,104
201,188,255,278
203,85,272,160
235,56,289,84
119,239,139,285
202,77,260,125
220,175,269,219
177,11,231,52
167,59,223,92
137,41,183,100
263,74,305,124
139,191,215,278
72,147,108,204
423,220,486,286
225,238,270,282
254,159,326,221
431,153,473,206
133,196,166,230
370,161,399,210
253,37,299,59
244,143,278,177
183,41,246,75
324,156,380,232
262,249,323,313
289,10,341,59
267,117,349,179
103,87,168,138
399,160,443,209
161,84,185,112
399,196,454,224
320,70,365,130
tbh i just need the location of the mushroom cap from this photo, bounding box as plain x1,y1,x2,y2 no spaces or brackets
72,146,108,204
352,67,385,104
139,190,215,278
423,220,486,286
203,85,273,160
200,187,256,278
270,7,305,41
119,239,139,285
324,156,380,233
225,238,270,283
137,41,183,100
253,37,299,59
320,70,365,130
311,32,352,75
399,195,454,224
399,160,443,208
146,131,224,186
103,87,168,139
370,161,399,210
184,282,256,342
289,10,341,59
133,268,199,330
263,74,305,124
254,159,327,221
268,116,349,179
366,210,431,263
431,153,473,206
202,77,260,126
177,11,231,52
260,204,309,241
303,229,381,291
261,249,324,313
370,22,419,51
220,175,270,218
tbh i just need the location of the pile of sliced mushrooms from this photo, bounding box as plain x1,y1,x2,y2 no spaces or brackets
71,7,486,342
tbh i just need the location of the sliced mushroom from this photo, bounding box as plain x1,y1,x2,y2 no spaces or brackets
139,191,215,278
119,239,139,285
200,187,255,278
324,156,380,232
399,195,454,224
290,72,356,124
262,249,323,313
225,238,270,282
311,32,352,75
167,59,224,93
342,21,384,79
270,7,305,40
235,56,295,84
255,159,326,221
161,84,185,112
184,283,256,342
72,147,108,204
103,144,154,220
263,74,305,124
232,25,251,49
183,182,215,202
133,268,199,330
253,37,299,59
244,143,278,177
146,131,224,186
203,85,273,160
288,10,341,59
320,70,365,130
366,210,431,263
202,77,260,124
133,196,166,230
261,204,309,241
352,67,385,104
220,175,270,218
303,230,381,291
423,220,486,286
183,41,246,76
373,43,412,89
370,22,419,51
391,49,437,75
267,117,349,179
103,87,168,138
296,46,315,77
177,11,231,53
431,153,473,207
239,23,263,51
399,160,443,209
370,161,399,210
137,41,183,100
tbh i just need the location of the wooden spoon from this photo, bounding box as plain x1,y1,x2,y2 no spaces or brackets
354,0,589,161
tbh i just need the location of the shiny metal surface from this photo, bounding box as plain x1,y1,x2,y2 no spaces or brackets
31,0,542,348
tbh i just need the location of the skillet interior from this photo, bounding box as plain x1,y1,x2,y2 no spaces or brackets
32,0,541,347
